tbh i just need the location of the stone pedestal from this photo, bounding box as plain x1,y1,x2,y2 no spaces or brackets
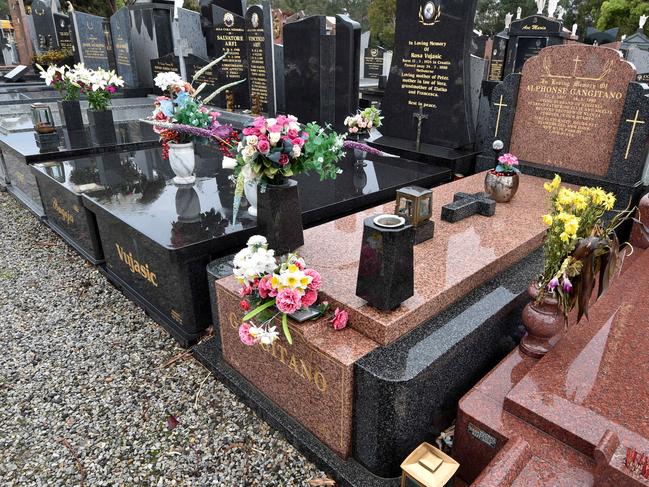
257,179,304,256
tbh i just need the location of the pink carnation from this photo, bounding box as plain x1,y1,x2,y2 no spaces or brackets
276,288,302,314
304,268,321,291
238,285,252,297
301,289,318,307
258,274,275,299
498,153,519,166
242,127,258,136
331,308,348,331
239,322,258,346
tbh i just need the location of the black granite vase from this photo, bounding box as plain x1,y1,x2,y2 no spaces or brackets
87,109,116,146
57,100,83,131
257,178,304,255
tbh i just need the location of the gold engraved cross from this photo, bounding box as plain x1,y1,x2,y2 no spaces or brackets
494,95,508,137
572,55,582,77
624,110,645,160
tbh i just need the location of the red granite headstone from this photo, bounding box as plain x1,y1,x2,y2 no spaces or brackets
509,45,636,177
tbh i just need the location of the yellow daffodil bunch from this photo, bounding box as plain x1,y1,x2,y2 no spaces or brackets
538,175,624,319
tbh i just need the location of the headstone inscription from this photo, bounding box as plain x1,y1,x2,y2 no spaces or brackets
53,12,73,52
150,52,181,82
488,28,509,82
245,2,276,115
186,53,219,94
503,15,568,76
127,4,174,88
70,11,111,70
478,44,649,211
374,0,478,152
211,5,251,109
31,0,58,52
110,7,138,88
102,18,117,71
363,46,385,78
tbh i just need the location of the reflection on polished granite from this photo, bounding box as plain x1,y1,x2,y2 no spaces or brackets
0,120,161,162
73,145,450,251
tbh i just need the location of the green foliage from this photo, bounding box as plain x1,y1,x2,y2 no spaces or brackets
368,0,395,48
300,123,345,181
597,0,649,36
273,0,371,30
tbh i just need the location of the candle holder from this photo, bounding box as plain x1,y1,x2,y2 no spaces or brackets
396,185,434,244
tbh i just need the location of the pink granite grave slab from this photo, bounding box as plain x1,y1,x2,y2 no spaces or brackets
299,172,552,345
504,249,649,459
509,44,635,177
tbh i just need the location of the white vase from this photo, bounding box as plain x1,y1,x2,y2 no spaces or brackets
244,180,258,216
168,141,196,185
222,156,237,170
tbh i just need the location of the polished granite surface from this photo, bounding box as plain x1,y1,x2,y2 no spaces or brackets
0,120,160,162
34,145,449,251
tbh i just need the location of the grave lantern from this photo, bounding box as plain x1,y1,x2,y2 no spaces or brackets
400,442,459,487
30,103,55,134
395,186,434,244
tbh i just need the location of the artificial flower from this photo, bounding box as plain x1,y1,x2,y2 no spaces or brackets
331,308,349,330
239,322,258,346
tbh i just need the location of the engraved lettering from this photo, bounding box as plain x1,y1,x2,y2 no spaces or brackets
114,243,158,286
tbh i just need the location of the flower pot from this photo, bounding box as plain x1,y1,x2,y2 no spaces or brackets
168,141,196,185
257,179,304,255
484,171,520,203
58,100,83,131
87,109,116,146
244,180,258,216
520,283,564,358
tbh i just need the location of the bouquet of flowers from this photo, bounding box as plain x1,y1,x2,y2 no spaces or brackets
234,236,347,346
538,175,628,319
492,153,520,176
76,66,125,111
343,106,382,135
144,55,245,157
37,63,82,101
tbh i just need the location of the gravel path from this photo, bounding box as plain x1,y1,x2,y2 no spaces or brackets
0,191,325,486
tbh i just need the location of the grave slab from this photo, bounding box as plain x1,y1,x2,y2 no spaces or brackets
81,148,449,346
453,248,649,486
209,172,562,482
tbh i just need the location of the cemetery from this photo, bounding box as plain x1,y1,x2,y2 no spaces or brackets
0,0,648,485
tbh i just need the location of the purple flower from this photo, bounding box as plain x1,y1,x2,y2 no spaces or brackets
547,277,559,291
342,140,385,156
562,277,573,293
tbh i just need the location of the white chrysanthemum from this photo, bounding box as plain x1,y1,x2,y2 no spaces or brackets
154,71,183,91
247,235,267,248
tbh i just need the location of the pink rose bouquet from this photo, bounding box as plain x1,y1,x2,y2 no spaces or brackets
233,235,344,346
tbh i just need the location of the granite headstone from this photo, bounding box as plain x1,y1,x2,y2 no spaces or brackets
334,14,361,131
378,0,478,149
210,5,251,109
102,19,117,71
245,2,276,115
110,7,139,88
504,15,567,76
71,11,111,70
53,12,73,52
186,54,219,95
31,0,58,52
363,47,385,78
150,52,181,83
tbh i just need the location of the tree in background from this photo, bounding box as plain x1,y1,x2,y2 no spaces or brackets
274,0,371,31
597,0,649,35
367,0,395,48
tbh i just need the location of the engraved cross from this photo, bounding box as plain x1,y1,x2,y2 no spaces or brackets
493,95,508,137
412,105,428,152
624,110,645,160
572,55,583,77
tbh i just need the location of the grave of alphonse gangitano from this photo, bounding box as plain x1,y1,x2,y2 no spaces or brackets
196,171,568,486
477,44,649,212
369,0,481,173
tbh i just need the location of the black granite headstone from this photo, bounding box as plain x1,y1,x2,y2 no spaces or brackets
110,7,139,88
245,2,276,115
334,14,361,131
102,19,117,71
31,0,58,52
487,31,508,81
378,0,478,149
210,5,251,109
53,13,73,52
471,31,488,57
71,11,111,70
363,47,385,78
584,27,619,46
128,4,174,88
186,54,220,95
150,52,181,84
504,15,566,75
284,16,335,125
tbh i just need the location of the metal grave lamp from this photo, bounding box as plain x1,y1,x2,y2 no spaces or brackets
395,185,434,244
31,103,60,151
400,442,460,487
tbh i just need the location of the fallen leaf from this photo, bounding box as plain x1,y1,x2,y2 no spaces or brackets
307,478,336,486
166,414,179,430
